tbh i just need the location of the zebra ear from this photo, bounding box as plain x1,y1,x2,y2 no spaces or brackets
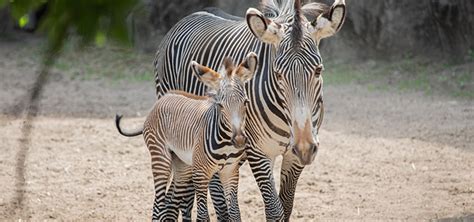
246,8,283,45
190,61,221,90
236,52,258,83
310,0,346,41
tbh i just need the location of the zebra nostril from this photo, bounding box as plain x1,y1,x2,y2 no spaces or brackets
310,143,318,154
291,147,297,155
232,135,246,148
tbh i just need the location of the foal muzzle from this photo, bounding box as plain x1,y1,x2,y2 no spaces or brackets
231,134,247,149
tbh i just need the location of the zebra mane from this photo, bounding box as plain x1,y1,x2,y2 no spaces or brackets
260,0,304,48
169,90,210,100
260,0,296,18
261,0,331,22
290,0,303,48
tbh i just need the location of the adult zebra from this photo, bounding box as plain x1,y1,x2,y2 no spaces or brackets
156,0,345,220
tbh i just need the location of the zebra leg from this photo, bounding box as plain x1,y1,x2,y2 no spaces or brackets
162,156,193,221
172,158,195,222
246,148,284,220
279,152,305,221
193,168,213,222
219,163,241,222
162,178,180,220
167,171,194,222
179,182,194,222
209,173,230,221
143,128,173,221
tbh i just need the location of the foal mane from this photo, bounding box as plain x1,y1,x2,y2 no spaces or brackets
168,90,209,101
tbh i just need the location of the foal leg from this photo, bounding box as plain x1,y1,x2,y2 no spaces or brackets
219,162,242,222
209,173,230,221
193,167,214,222
172,157,194,222
143,128,172,221
162,155,192,221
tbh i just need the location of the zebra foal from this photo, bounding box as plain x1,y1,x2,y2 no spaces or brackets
117,53,258,221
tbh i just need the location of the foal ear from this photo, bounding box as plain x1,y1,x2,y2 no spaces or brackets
236,52,258,83
310,0,346,41
246,8,283,45
191,61,221,90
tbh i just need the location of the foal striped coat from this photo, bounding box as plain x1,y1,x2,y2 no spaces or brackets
118,53,258,221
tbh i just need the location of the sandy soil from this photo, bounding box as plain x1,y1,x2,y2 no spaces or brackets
0,38,473,221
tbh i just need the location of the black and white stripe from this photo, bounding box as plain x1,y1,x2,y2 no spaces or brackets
153,0,345,220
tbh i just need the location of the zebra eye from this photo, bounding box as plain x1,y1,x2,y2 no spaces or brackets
314,64,323,76
273,67,283,81
276,72,283,81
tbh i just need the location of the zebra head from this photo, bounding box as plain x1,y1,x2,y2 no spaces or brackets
246,0,346,165
191,52,258,149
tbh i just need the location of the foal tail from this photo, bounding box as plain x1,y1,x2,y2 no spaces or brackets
115,114,143,137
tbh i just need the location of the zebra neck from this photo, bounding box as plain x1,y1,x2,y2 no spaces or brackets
203,104,234,158
211,103,232,146
249,45,291,138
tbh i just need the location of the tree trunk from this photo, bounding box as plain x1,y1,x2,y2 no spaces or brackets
0,7,14,34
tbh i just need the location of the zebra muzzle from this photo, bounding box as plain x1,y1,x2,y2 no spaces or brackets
291,119,319,165
231,134,247,149
291,142,318,165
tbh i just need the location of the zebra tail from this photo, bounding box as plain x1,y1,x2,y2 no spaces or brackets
115,114,143,137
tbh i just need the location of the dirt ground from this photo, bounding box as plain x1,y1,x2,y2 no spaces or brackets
0,37,473,221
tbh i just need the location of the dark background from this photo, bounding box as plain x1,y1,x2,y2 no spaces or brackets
1,0,473,61
125,0,474,62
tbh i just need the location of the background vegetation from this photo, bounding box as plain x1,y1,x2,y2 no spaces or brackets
0,0,473,99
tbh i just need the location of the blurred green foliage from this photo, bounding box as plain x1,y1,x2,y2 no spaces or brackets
18,14,28,27
1,0,138,54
